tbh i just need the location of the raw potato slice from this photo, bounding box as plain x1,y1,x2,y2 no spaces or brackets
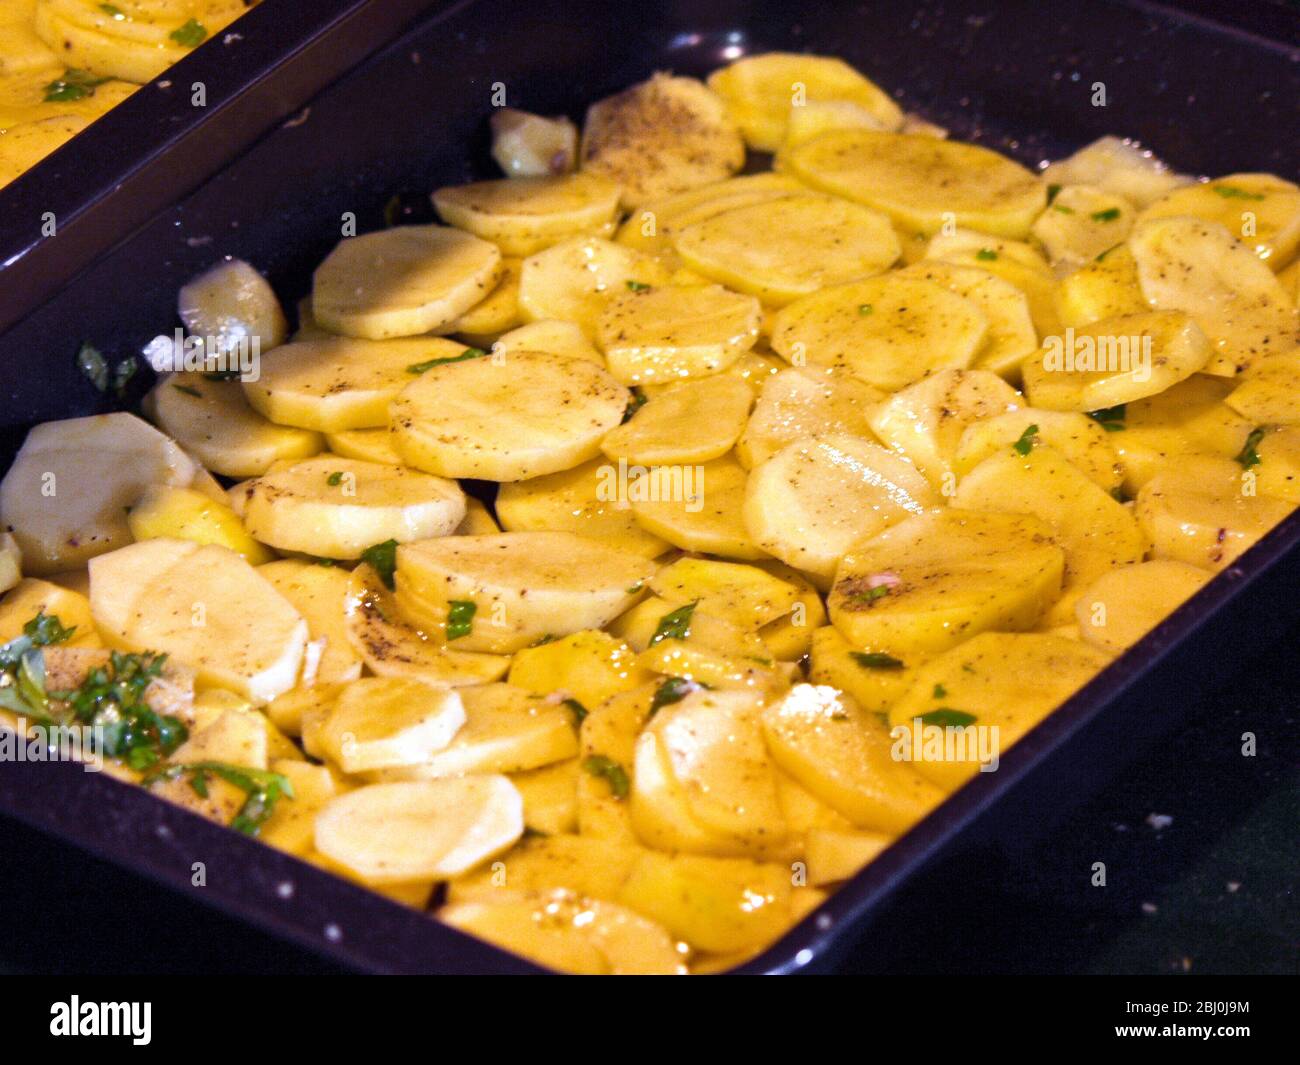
707,52,902,151
127,483,273,564
782,130,1046,239
924,229,1061,337
757,563,826,660
769,276,987,392
0,413,196,575
449,257,523,338
1075,560,1211,653
807,625,920,714
178,257,288,353
955,409,1124,493
630,454,765,560
344,563,510,686
805,828,892,886
448,834,643,903
259,758,341,858
257,559,363,686
721,346,789,399
457,496,501,536
244,335,473,432
762,684,945,832
1137,173,1300,270
1030,184,1136,268
596,284,761,384
0,533,20,596
0,577,101,648
507,629,649,708
601,375,752,464
672,195,900,305
1135,456,1293,571
1255,426,1300,503
887,632,1111,789
1022,311,1213,410
1129,216,1299,375
649,557,799,630
1226,354,1300,425
509,758,579,835
895,261,1038,377
518,236,672,337
737,367,883,469
867,369,1020,490
828,510,1065,654
319,677,466,773
633,604,788,693
490,108,578,176
88,539,308,704
576,683,655,840
240,456,466,559
491,318,603,365
580,73,745,206
783,99,891,147
150,373,322,477
433,173,622,255
395,531,655,654
370,683,577,781
312,225,502,339
390,350,629,481
324,427,401,466
1054,244,1148,328
495,458,669,559
743,434,938,582
441,891,684,975
1040,136,1190,209
314,776,523,883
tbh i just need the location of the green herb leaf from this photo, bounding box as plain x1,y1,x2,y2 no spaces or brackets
1090,207,1121,223
932,683,947,699
562,697,588,726
849,651,904,670
360,539,399,589
1213,184,1264,201
915,708,977,728
1013,423,1040,456
848,584,891,605
326,471,344,486
649,676,698,715
649,601,696,645
622,387,647,423
406,347,488,374
1046,183,1062,205
1087,405,1126,432
975,248,998,261
172,383,202,398
858,303,874,315
446,600,477,641
99,4,125,17
23,611,76,648
1095,244,1121,262
44,69,109,103
581,755,629,798
147,761,293,835
625,279,651,292
1237,427,1266,469
77,342,108,391
169,18,208,47
1052,203,1075,215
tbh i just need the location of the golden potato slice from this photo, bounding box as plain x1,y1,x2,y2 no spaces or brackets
318,676,466,774
178,257,287,353
1023,311,1214,411
633,604,788,692
490,317,603,364
127,483,272,565
324,427,401,466
433,173,621,255
1040,136,1190,209
1054,244,1148,328
312,225,502,339
490,108,578,177
576,683,654,841
743,434,938,583
508,629,649,708
954,409,1124,493
449,256,523,338
518,235,672,336
1129,216,1299,375
257,559,363,687
770,275,987,391
508,759,580,836
924,228,1060,337
805,828,892,886
495,458,669,559
630,453,765,560
580,73,744,206
648,557,799,631
736,367,882,469
1255,426,1300,503
448,833,641,904
601,374,752,464
783,129,1045,239
783,99,892,148
1226,354,1300,425
391,349,628,481
1030,184,1136,268
807,625,921,714
1075,560,1211,653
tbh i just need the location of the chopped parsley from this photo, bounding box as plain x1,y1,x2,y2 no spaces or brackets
649,676,699,715
406,347,488,374
172,383,202,398
360,538,398,589
622,387,647,423
446,600,477,640
648,601,696,645
848,584,891,605
562,697,588,726
1237,427,1266,469
625,580,645,595
932,683,948,699
975,248,998,262
1095,244,1122,262
111,356,139,399
146,761,293,836
915,708,977,728
1087,405,1127,432
1090,207,1121,223
1013,423,1040,456
169,18,208,47
44,69,109,103
1213,185,1264,201
858,303,874,316
849,651,904,670
77,342,109,391
1046,183,1062,205
625,279,651,292
326,471,344,487
581,755,629,798
99,3,124,17
1052,203,1075,215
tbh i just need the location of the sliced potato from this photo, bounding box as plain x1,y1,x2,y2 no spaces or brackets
0,577,101,647
490,108,578,177
508,758,580,836
576,683,655,840
518,236,672,337
633,604,788,693
312,225,502,339
648,557,799,630
0,533,20,597
807,625,921,714
447,833,642,903
449,256,523,338
630,453,766,560
490,318,604,364
178,257,287,353
1054,243,1148,328
324,427,401,466
391,350,628,481
257,559,363,686
457,496,501,536
1031,184,1136,268
954,409,1124,493
783,98,891,147
1226,354,1300,425
1040,136,1190,209
318,677,465,773
1255,425,1300,503
805,828,892,886
737,367,882,469
601,374,752,464
924,229,1060,337
127,483,273,565
1075,560,1211,653
508,629,649,708
433,173,621,255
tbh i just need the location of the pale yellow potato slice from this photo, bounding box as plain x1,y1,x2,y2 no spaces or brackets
508,758,580,836
1030,184,1136,268
1226,354,1300,425
0,413,196,575
763,684,945,831
395,531,655,653
580,73,744,206
769,275,987,391
495,458,668,559
150,372,322,477
600,374,752,464
1135,455,1293,571
518,236,672,336
507,629,650,708
629,453,765,560
1129,216,1299,375
783,129,1045,239
1023,310,1214,410
457,496,501,535
0,533,21,597
244,335,472,432
1137,173,1300,270
257,559,363,687
178,257,288,353
736,367,883,469
783,99,892,147
88,538,308,704
490,108,578,177
445,832,641,904
1040,136,1190,209
391,350,628,481
0,578,100,648
867,368,1020,490
576,683,654,841
806,625,921,714
449,256,523,338
721,346,786,397
633,605,788,693
596,284,761,384
1054,244,1148,328
241,456,465,559
127,483,272,564
828,509,1064,655
673,194,900,305
954,409,1124,494
324,427,401,465
648,557,799,630
1075,560,1211,654
490,318,604,364
743,434,938,583
433,173,621,255
805,828,892,886
319,677,466,774
707,52,902,151
1255,426,1300,503
315,777,523,883
924,228,1061,337
312,225,502,339
887,632,1111,789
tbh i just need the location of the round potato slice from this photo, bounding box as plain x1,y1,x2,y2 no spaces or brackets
596,284,761,385
1030,184,1136,268
241,456,466,559
630,454,766,560
743,434,938,583
737,367,883,469
319,677,467,774
673,194,900,305
324,427,402,465
518,236,672,337
312,225,502,339
150,372,322,478
449,257,523,338
924,228,1061,338
495,458,669,559
782,129,1046,239
433,173,621,255
244,335,473,432
315,776,523,883
391,350,629,481
770,275,987,392
601,374,752,465
177,257,288,353
491,318,604,364
1075,560,1211,654
954,409,1124,493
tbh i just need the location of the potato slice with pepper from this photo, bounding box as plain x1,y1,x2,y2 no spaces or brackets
630,454,765,560
954,409,1124,494
1031,184,1136,268
318,677,466,774
1054,243,1148,328
1039,136,1190,210
924,229,1060,337
258,559,363,687
518,235,672,336
1226,354,1300,425
178,257,288,353
737,367,883,469
601,374,752,464
1075,560,1211,653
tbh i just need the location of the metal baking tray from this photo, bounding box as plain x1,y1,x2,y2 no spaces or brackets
0,0,1296,974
